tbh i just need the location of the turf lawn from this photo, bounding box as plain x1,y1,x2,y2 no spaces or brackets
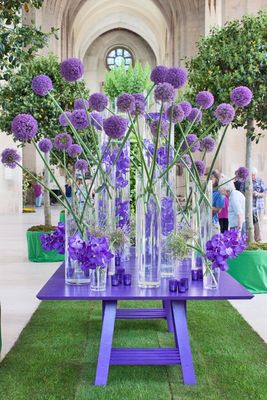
0,300,266,400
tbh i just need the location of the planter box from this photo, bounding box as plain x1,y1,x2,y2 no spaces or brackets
26,230,64,263
227,250,267,294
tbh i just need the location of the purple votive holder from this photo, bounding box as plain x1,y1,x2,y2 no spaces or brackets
191,270,198,281
123,273,132,286
111,274,120,286
115,255,121,267
116,268,125,284
180,278,189,290
197,269,203,280
169,279,178,292
178,281,186,293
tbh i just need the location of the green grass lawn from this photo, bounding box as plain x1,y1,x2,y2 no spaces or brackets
0,300,266,400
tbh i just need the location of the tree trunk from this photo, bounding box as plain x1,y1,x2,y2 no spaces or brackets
245,119,254,242
44,152,51,226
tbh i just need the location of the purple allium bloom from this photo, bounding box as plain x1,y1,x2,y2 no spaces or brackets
133,93,145,102
67,144,82,158
131,99,146,116
146,112,167,122
181,154,192,169
38,138,52,153
235,166,249,182
89,92,108,112
31,74,52,96
116,93,135,113
90,112,103,130
150,119,169,137
161,196,175,236
60,58,84,81
157,146,174,169
179,101,192,117
54,132,73,151
196,91,214,109
230,86,253,108
200,136,216,153
58,111,71,127
150,65,168,84
181,133,200,153
103,115,128,139
214,103,235,125
70,109,89,130
40,222,65,254
165,67,188,89
1,148,21,169
187,107,202,124
11,113,38,142
195,160,206,176
75,159,88,173
166,103,185,123
154,82,175,103
74,98,89,110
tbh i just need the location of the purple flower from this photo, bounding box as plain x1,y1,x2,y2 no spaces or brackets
188,107,202,124
181,154,192,169
150,119,169,137
60,58,84,81
157,146,174,169
40,223,65,254
154,83,175,103
67,144,82,158
235,166,249,182
179,101,192,117
116,198,130,229
103,115,128,139
89,92,108,112
200,136,216,152
58,111,71,127
90,112,103,130
196,91,214,109
116,93,135,113
144,139,155,159
166,104,184,123
195,160,206,176
181,133,200,153
165,67,188,89
230,86,253,108
74,98,89,110
161,196,175,236
131,99,146,116
31,75,52,96
11,113,38,142
54,132,73,151
150,65,168,84
75,159,88,173
38,138,52,153
146,112,167,122
1,148,21,169
70,109,89,130
133,93,145,102
214,103,235,125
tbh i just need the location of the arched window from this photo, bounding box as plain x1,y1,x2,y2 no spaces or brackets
106,47,133,70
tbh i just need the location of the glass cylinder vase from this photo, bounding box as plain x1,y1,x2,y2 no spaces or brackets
90,266,107,291
203,262,220,290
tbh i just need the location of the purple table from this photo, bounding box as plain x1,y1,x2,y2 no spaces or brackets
37,262,253,386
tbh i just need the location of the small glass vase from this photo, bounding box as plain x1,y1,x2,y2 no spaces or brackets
176,256,192,281
203,263,220,290
90,266,107,291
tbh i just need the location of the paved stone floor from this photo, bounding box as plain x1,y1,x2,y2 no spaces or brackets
0,208,266,360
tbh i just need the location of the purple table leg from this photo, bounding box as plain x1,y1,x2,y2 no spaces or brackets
162,300,174,332
95,300,117,385
171,300,196,385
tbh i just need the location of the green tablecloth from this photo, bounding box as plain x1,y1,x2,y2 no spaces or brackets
227,250,267,294
59,210,65,223
26,230,64,263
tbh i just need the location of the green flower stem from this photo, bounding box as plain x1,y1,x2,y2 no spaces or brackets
166,105,174,196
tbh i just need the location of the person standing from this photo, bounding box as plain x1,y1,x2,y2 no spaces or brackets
211,171,225,234
33,181,43,207
219,194,229,233
252,167,266,242
65,179,72,205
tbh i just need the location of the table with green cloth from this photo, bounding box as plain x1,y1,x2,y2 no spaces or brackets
27,230,64,262
59,210,65,223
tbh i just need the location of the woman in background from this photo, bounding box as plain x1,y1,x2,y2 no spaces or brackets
33,179,43,207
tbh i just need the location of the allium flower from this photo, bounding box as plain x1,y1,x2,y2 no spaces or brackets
154,82,175,103
200,136,216,153
150,119,169,136
74,98,89,110
166,104,185,123
31,75,53,96
60,58,84,81
54,133,73,151
187,107,202,124
195,160,206,176
150,65,168,84
38,138,52,153
196,91,214,109
235,166,249,182
1,148,21,169
89,92,108,112
75,159,88,173
146,112,167,122
11,113,38,142
70,109,89,129
181,133,200,153
103,115,128,139
133,93,145,102
214,103,235,125
179,101,192,117
67,144,82,158
181,154,192,169
90,112,103,130
116,93,135,113
131,99,146,116
58,111,71,127
230,86,253,108
165,67,188,89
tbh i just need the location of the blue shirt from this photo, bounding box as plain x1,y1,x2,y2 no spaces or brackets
212,190,225,223
229,189,245,228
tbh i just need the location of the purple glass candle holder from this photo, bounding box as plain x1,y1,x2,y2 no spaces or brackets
116,267,125,284
180,278,189,290
123,273,132,286
178,281,186,293
111,274,120,286
169,279,178,292
197,269,203,280
191,270,198,281
115,254,121,267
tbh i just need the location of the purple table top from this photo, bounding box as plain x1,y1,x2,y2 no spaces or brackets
37,263,253,301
